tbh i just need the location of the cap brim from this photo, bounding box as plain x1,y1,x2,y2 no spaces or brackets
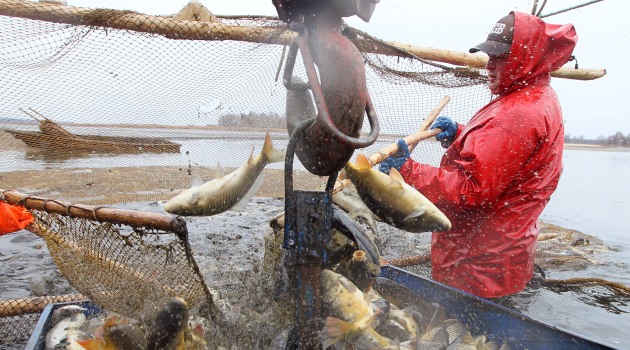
469,40,511,56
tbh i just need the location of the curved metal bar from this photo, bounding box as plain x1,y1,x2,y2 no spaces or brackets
325,172,339,194
296,36,380,149
282,38,310,91
332,207,380,265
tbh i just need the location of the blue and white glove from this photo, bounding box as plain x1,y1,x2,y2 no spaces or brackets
379,139,410,174
431,116,458,148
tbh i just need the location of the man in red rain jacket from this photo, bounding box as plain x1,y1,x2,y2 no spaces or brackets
380,12,578,298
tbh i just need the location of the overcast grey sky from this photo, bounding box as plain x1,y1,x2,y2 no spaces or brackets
68,0,626,139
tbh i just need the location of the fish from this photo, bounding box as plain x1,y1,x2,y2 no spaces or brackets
45,312,86,349
332,179,378,232
445,331,484,350
49,305,86,326
344,154,451,233
387,307,422,338
77,317,146,350
58,328,95,350
375,319,413,342
164,132,285,216
146,297,189,350
373,277,446,331
320,269,390,349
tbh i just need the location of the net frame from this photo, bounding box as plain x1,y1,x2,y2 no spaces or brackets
0,189,220,323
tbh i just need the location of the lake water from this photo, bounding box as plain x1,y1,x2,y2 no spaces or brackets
531,149,630,348
1,129,629,348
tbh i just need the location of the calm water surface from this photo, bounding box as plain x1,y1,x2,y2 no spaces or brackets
533,149,630,348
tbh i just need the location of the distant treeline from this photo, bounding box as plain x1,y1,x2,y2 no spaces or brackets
565,131,630,147
217,112,285,129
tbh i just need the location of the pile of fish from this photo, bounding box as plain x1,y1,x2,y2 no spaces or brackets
316,258,512,350
45,297,206,350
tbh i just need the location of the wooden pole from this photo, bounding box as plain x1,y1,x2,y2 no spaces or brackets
0,0,606,81
0,294,86,317
408,95,449,153
1,189,185,233
332,96,450,195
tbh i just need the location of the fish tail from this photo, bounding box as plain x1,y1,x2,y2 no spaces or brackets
322,316,356,348
262,132,285,163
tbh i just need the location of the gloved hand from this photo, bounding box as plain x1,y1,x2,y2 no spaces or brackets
431,116,458,148
379,139,410,174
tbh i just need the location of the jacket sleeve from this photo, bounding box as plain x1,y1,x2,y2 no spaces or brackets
0,202,34,235
400,122,535,209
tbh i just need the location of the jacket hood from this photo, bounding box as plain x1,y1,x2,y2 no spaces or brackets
498,11,578,94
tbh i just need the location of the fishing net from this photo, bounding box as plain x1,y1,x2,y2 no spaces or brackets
0,189,222,348
0,0,624,348
0,1,489,209
0,189,215,315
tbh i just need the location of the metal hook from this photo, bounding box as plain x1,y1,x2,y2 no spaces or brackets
294,35,380,149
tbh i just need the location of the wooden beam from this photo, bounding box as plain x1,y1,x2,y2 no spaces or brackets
0,0,606,80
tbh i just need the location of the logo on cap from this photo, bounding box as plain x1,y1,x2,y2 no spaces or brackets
491,23,506,35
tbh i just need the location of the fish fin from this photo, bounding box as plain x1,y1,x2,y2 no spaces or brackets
355,154,372,170
191,173,203,188
339,276,359,294
262,132,286,163
247,145,255,165
363,289,376,304
76,337,101,350
229,173,265,212
322,317,355,349
403,208,426,222
389,168,404,182
215,162,224,179
189,192,200,206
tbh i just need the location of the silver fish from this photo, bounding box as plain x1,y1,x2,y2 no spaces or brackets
344,154,451,233
164,132,285,216
49,305,86,328
387,307,422,338
45,312,86,349
332,181,378,232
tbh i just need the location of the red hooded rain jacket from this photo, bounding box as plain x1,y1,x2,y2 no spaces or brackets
399,11,578,298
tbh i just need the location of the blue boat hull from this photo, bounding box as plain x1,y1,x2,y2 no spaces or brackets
379,265,617,350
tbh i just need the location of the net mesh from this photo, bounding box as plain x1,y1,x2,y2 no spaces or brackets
31,211,211,318
0,3,490,209
0,191,215,316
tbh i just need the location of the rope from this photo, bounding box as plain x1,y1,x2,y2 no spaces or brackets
540,0,605,18
387,254,431,268
542,277,630,296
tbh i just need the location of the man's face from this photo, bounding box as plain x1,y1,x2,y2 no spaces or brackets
486,54,510,94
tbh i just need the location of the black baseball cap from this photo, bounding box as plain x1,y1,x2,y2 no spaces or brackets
470,13,514,56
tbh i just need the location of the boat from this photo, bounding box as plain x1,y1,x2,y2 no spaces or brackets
25,268,620,350
377,265,619,350
3,109,180,155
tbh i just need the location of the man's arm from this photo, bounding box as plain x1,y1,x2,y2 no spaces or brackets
400,121,534,209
